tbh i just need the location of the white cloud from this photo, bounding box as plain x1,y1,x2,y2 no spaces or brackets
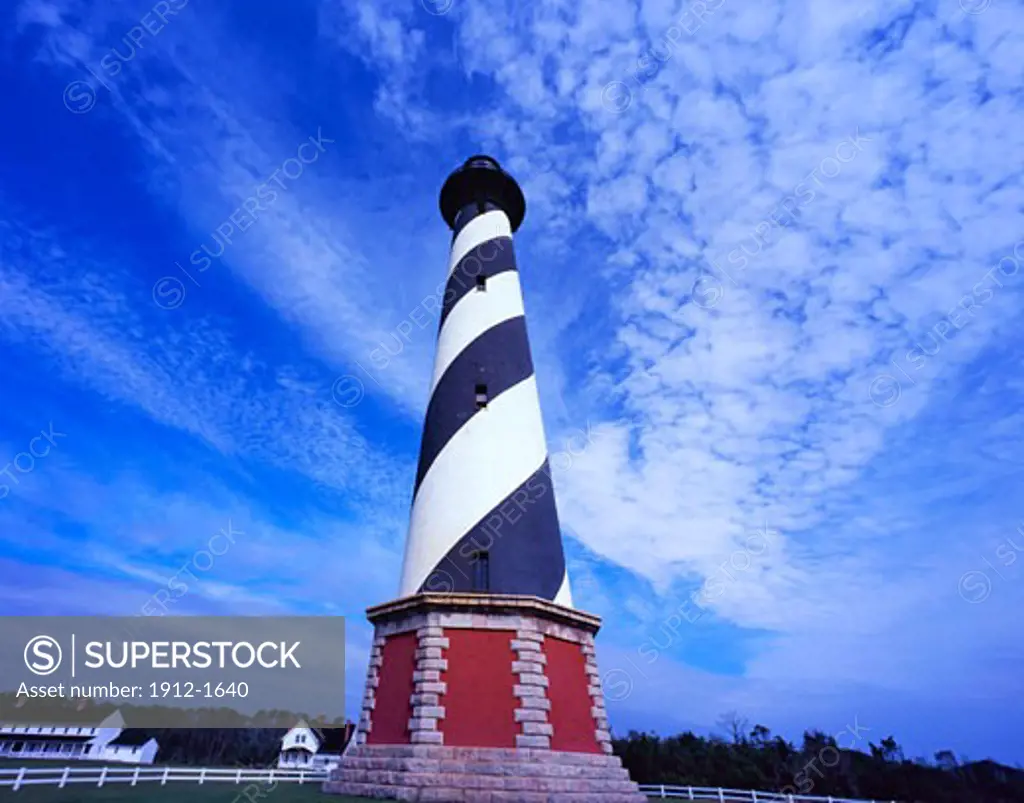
0,220,409,513
314,0,1024,740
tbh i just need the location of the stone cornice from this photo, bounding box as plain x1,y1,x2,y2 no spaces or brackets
366,593,602,632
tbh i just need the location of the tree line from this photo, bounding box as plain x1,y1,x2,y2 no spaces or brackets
612,718,1024,803
140,727,286,766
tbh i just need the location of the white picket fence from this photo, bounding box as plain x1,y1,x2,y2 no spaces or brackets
0,764,329,791
0,768,896,801
637,786,894,803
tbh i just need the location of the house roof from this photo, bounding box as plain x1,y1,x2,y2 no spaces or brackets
108,729,153,747
312,725,353,754
0,707,122,726
0,733,94,743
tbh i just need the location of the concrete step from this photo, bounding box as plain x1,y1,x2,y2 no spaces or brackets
335,756,630,780
324,779,648,802
347,745,623,768
331,768,639,793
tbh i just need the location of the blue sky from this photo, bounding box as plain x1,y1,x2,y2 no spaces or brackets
2,0,1023,766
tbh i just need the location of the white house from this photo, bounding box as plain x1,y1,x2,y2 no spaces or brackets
0,711,158,765
97,729,159,764
278,721,354,771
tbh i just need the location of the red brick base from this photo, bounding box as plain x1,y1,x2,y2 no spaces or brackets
440,629,518,747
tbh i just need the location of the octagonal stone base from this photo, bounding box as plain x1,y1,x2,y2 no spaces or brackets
327,593,646,801
324,744,647,802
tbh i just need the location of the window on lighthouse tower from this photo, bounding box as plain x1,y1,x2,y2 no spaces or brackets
471,551,490,591
475,384,488,409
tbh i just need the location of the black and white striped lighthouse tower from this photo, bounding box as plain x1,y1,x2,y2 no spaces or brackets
399,155,573,607
327,156,646,802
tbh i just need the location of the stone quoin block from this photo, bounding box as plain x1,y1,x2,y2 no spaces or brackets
514,709,548,723
512,645,541,656
516,696,552,711
517,672,549,687
410,693,440,706
513,684,546,698
542,623,582,642
410,731,444,745
512,660,546,674
511,651,547,666
437,612,474,628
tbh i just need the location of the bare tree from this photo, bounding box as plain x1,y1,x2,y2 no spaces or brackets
715,711,751,744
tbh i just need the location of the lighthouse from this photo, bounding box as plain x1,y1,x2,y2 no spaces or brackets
400,155,572,608
326,156,646,802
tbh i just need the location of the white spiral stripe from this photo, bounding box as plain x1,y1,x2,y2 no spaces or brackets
431,271,526,393
554,570,573,607
448,211,512,277
399,375,548,597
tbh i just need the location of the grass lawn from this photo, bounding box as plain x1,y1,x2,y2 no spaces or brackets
0,761,368,801
0,781,368,802
0,786,367,802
